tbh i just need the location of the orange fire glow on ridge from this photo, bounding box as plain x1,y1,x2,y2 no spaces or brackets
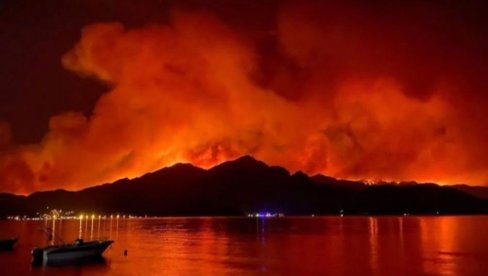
1,3,488,194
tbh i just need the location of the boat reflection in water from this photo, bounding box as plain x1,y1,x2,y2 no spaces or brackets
32,239,113,266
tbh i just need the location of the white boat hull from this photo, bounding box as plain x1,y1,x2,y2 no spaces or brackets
45,247,107,262
33,240,113,265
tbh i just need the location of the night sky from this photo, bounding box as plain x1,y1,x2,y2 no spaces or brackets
1,0,487,194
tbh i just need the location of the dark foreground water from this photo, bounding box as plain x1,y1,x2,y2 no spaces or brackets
1,216,488,275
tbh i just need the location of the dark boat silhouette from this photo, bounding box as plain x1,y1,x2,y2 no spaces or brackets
0,237,18,250
32,239,113,264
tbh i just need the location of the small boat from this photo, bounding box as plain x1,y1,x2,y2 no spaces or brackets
32,239,113,264
0,237,18,250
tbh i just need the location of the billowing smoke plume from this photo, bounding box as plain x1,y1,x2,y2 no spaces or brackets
1,1,488,194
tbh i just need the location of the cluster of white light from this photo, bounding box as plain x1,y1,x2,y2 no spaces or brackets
247,212,284,218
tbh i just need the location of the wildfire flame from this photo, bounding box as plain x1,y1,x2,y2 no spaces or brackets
1,3,487,194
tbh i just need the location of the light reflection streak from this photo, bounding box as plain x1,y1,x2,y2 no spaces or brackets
78,215,83,239
419,217,459,276
368,216,379,273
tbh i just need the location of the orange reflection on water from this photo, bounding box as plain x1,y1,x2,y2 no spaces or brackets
1,216,488,275
368,217,379,273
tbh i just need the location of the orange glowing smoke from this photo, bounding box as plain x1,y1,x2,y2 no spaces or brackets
1,3,487,194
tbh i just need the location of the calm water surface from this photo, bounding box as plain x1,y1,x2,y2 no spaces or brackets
1,216,488,275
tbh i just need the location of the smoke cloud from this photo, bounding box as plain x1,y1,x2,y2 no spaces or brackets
1,1,488,194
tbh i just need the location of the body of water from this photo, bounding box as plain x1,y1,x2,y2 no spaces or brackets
1,216,488,275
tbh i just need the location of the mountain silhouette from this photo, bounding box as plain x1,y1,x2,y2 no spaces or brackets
1,155,488,217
